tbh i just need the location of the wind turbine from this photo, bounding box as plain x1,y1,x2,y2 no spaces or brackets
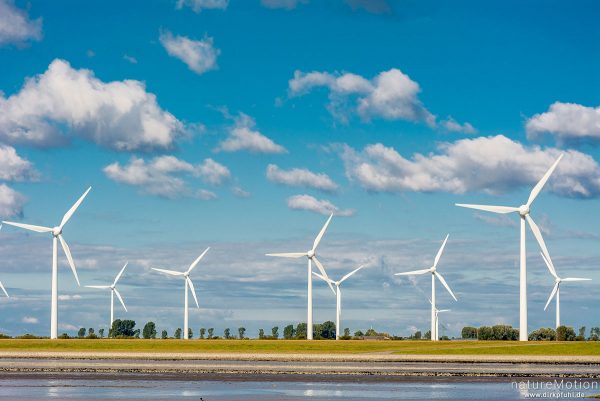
85,262,129,331
455,154,563,341
395,234,457,342
152,248,209,340
541,252,591,329
312,264,366,340
0,225,6,298
2,187,91,339
266,213,335,340
428,298,450,341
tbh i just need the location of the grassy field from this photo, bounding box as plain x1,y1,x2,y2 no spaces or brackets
0,339,599,355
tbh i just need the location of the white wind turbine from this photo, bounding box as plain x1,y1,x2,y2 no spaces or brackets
266,213,335,340
541,252,591,329
85,262,129,331
0,225,6,298
395,234,457,342
428,298,450,341
455,154,563,341
152,248,209,340
312,264,366,340
2,187,91,339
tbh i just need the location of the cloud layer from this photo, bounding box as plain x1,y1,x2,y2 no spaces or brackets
0,0,42,46
0,59,183,151
160,31,219,75
340,135,600,198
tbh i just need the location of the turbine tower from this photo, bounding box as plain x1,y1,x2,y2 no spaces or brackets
152,248,209,340
455,154,563,341
2,187,91,339
312,264,366,340
541,252,591,329
85,262,129,331
395,234,457,342
266,213,335,340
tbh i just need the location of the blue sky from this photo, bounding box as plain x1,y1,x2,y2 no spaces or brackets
0,0,599,338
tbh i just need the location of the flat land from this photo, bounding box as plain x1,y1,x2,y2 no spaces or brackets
0,339,599,356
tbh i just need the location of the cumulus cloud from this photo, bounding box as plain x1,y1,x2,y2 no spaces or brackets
0,59,183,151
526,102,600,145
441,117,477,134
176,0,228,12
266,164,338,192
0,145,38,181
21,316,38,324
340,135,600,198
0,184,26,218
0,0,42,46
58,294,82,301
104,156,230,198
196,189,217,200
231,186,250,198
216,113,287,154
159,31,219,75
289,68,437,125
287,194,354,216
261,0,308,9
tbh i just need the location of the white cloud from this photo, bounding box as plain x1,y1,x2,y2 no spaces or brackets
58,294,82,301
340,134,600,198
21,316,38,324
0,183,26,218
441,117,477,134
176,0,228,12
287,194,355,216
0,145,38,181
266,164,338,192
104,155,230,198
216,113,287,154
196,189,217,200
289,68,437,125
159,31,219,75
231,186,250,198
0,59,183,151
0,0,42,46
261,0,308,9
526,102,600,144
123,54,137,64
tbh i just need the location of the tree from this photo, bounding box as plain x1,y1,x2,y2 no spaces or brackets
110,319,137,338
271,326,279,339
161,330,168,339
283,324,295,339
354,330,364,338
188,328,193,339
577,326,587,341
143,322,157,339
295,323,307,339
313,324,322,339
174,328,182,339
491,325,518,340
78,327,86,338
238,327,246,339
556,325,576,341
461,326,477,339
424,330,431,340
319,321,336,339
98,328,104,338
590,327,600,341
477,326,493,340
199,328,206,339
413,331,422,340
343,328,350,339
88,328,95,337
365,328,378,337
258,329,265,339
529,327,556,341
224,328,231,339
133,329,140,338
208,328,214,339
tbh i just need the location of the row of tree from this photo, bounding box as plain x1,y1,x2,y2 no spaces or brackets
461,325,600,341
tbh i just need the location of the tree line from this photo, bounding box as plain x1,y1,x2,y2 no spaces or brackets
460,325,600,341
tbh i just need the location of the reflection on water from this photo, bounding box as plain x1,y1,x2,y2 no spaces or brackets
0,377,598,400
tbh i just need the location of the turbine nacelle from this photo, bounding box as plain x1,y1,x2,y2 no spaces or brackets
518,205,530,217
52,226,62,237
307,249,315,259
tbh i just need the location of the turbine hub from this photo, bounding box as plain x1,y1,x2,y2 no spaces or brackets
52,226,62,237
307,250,315,259
518,205,530,216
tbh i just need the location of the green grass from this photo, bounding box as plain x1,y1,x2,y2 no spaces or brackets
0,339,599,355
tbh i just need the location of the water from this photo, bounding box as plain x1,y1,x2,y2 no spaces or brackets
0,376,598,400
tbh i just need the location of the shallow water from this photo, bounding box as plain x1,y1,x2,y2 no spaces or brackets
0,376,598,400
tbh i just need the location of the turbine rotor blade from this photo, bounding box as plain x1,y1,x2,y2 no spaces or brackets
0,281,8,297
312,213,333,251
151,268,184,276
60,187,92,229
187,247,210,274
562,277,592,282
525,215,551,263
394,268,432,276
2,221,52,233
434,271,457,301
544,282,559,311
113,288,127,312
187,277,200,309
433,234,449,268
312,257,336,294
58,234,80,286
265,252,306,258
113,262,128,286
312,271,336,286
339,264,366,284
455,204,519,214
438,309,450,313
540,252,558,280
527,154,563,207
84,285,111,289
